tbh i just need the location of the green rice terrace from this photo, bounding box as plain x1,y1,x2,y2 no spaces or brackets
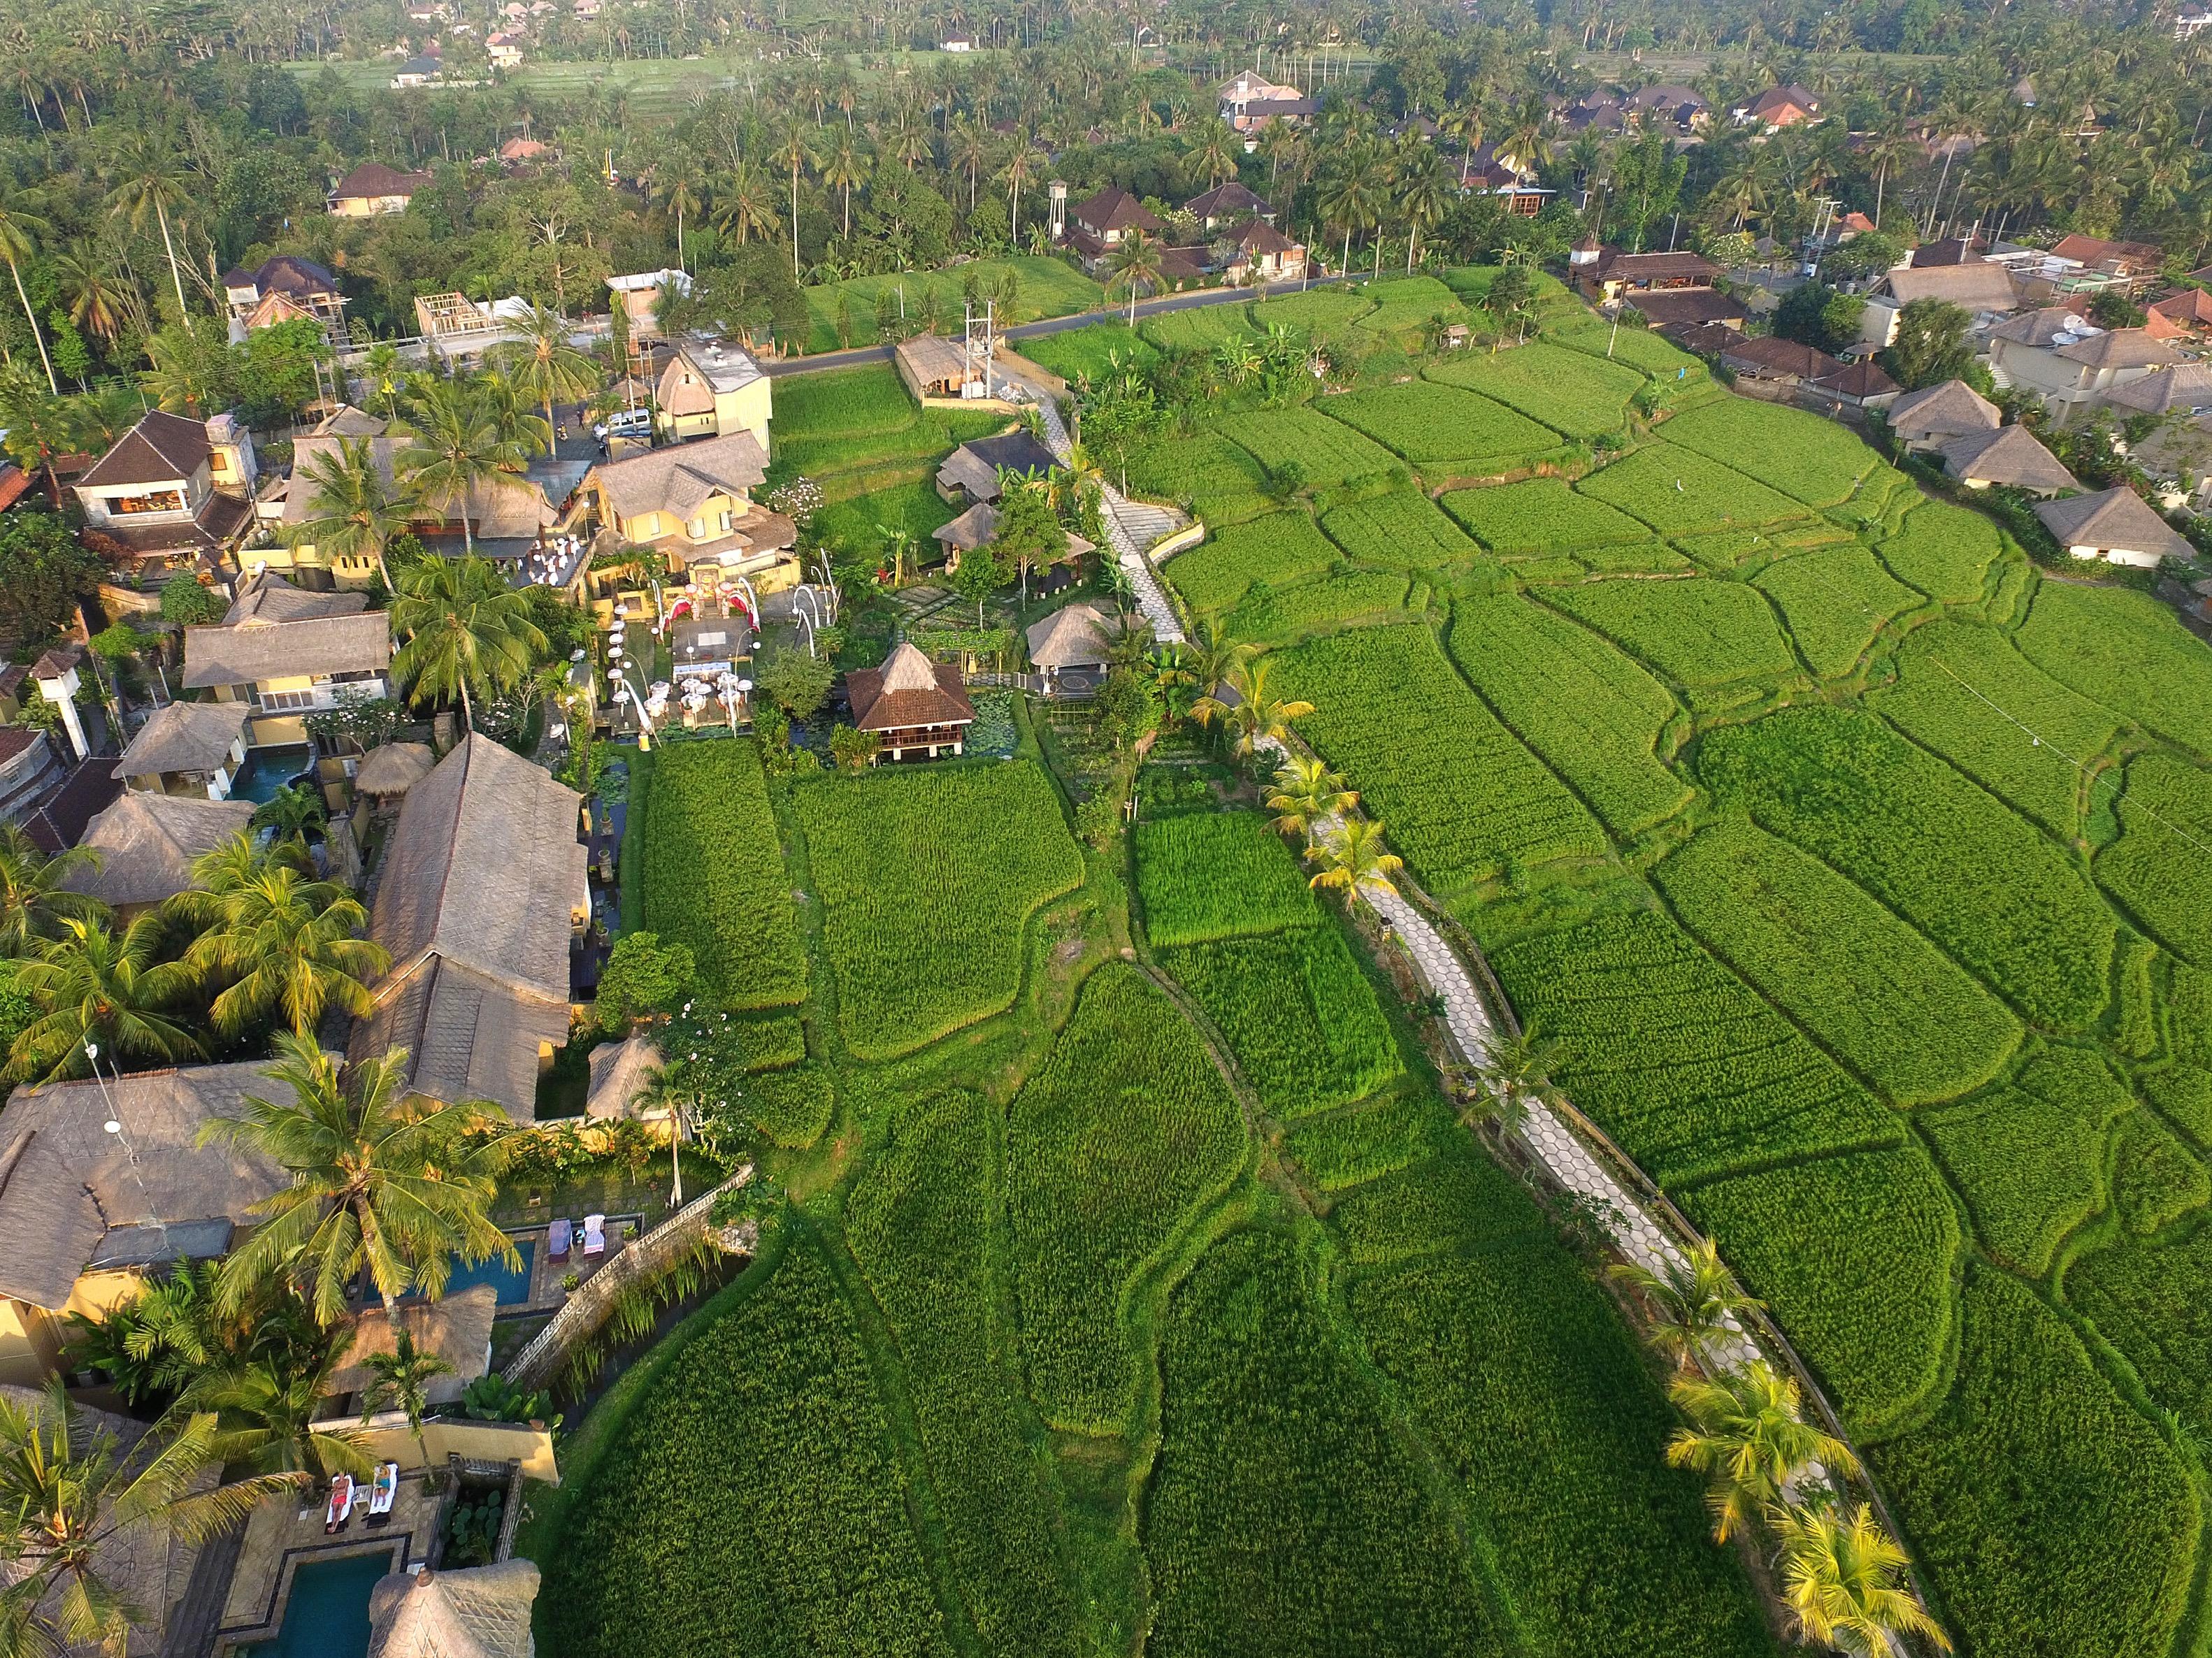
524,282,2212,1658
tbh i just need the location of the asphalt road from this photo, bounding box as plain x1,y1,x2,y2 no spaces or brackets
760,272,1353,378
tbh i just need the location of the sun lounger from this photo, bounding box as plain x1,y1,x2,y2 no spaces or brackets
324,1475,353,1535
582,1214,607,1257
366,1464,398,1524
547,1218,573,1260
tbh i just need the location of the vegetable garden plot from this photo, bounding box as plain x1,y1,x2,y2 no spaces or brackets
1003,966,1247,1431
1543,577,1800,708
847,1090,1081,1658
1872,1263,2197,1658
1125,432,1273,526
1874,500,2002,603
1228,570,1418,645
1654,818,2021,1104
1657,398,1881,508
1487,907,1902,1186
541,1242,956,1658
1159,925,1405,1119
1425,343,1644,440
1573,443,1814,538
2018,580,2212,760
1440,477,1651,554
1317,382,1557,473
797,761,1085,1060
640,740,808,1010
1698,706,2118,1030
1162,511,1341,619
2101,754,2212,965
1249,287,1374,334
1447,594,1692,835
1134,811,1320,946
1751,545,1925,679
2070,1217,2212,1443
1920,1045,2136,1275
1219,408,1403,489
1680,1146,1958,1439
1143,1229,1511,1658
1869,619,2120,841
1269,624,1607,895
1320,490,1483,571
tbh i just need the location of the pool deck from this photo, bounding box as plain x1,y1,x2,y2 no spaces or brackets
216,1471,439,1652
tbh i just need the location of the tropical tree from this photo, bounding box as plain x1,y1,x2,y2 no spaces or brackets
1184,117,1239,187
1000,143,1042,245
395,380,524,556
52,240,129,347
772,119,814,278
1264,755,1356,848
1609,1237,1764,1374
1773,1501,1951,1657
191,1346,374,1489
199,1032,515,1325
103,133,195,335
821,127,868,243
359,1328,454,1469
0,189,56,394
10,917,199,1083
1319,146,1388,274
0,824,103,957
173,857,388,1040
1191,658,1313,756
292,435,406,591
1391,140,1454,271
1453,1019,1566,1139
488,303,600,439
1665,1361,1858,1543
715,159,778,247
650,144,703,271
250,782,326,848
0,1385,291,1656
389,552,547,730
1308,816,1405,899
1104,229,1165,324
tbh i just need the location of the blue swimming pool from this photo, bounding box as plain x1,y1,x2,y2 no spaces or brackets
242,1550,396,1658
445,1239,535,1306
229,744,313,807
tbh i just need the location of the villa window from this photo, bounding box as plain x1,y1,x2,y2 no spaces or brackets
107,489,187,516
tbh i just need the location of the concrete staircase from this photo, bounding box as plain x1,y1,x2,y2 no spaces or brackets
1025,389,1185,644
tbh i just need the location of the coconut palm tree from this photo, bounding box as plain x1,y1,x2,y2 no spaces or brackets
1318,146,1388,275
649,143,703,272
359,1328,454,1470
487,303,599,439
173,858,388,1040
715,159,778,247
1309,815,1405,899
1774,1501,1951,1656
191,1346,374,1489
0,1384,292,1656
477,368,553,461
10,917,199,1083
0,824,103,957
1608,1237,1765,1374
1453,1019,1566,1140
1179,625,1254,702
1439,101,1486,185
394,380,523,557
292,435,406,592
1105,228,1166,324
945,113,991,210
1191,658,1313,757
0,189,57,393
1391,140,1454,273
103,132,195,334
1665,1361,1858,1543
389,552,547,732
200,1032,515,1325
1000,143,1042,245
1184,116,1239,187
250,782,327,849
820,126,868,243
1265,755,1356,848
772,117,814,279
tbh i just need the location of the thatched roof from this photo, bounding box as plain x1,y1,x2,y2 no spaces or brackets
0,1062,293,1310
1941,424,2081,493
330,1283,498,1401
587,430,768,524
846,643,975,734
184,611,392,690
2035,486,2195,562
585,1035,662,1120
1026,603,1114,670
2101,364,2212,417
1878,263,2021,311
1886,378,2000,442
350,736,587,1121
111,702,249,781
894,333,972,388
63,793,254,909
224,570,369,626
366,1559,540,1658
353,742,437,798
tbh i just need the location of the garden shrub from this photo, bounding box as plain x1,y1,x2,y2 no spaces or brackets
1653,818,2021,1104
1544,577,1800,709
797,761,1084,1059
1753,545,1925,678
1656,398,1881,508
2017,580,2212,758
1573,442,1812,538
1003,966,1246,1429
2098,754,2212,965
1133,812,1318,946
1698,705,2118,1030
1874,500,2004,602
1440,477,1650,554
1425,343,1644,440
1218,408,1402,490
1317,382,1556,473
1320,491,1482,570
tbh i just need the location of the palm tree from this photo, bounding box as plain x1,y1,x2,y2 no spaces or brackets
1000,143,1042,246
1179,625,1254,702
0,824,103,957
1774,1501,1951,1656
292,435,406,591
1665,1361,1858,1543
1309,816,1405,899
1318,147,1388,275
1184,117,1239,187
1265,755,1356,848
359,1328,454,1469
389,552,547,731
10,917,199,1083
1391,141,1454,273
0,189,57,393
772,119,814,280
0,1385,292,1655
1191,658,1313,757
200,1032,515,1325
395,381,522,557
1104,229,1165,324
487,303,599,439
821,127,868,243
477,368,552,461
945,113,991,210
250,781,327,849
103,133,195,334
1439,101,1486,185
1453,1018,1565,1139
174,858,387,1040
649,144,703,272
192,1347,374,1489
1608,1237,1764,1374
714,159,777,247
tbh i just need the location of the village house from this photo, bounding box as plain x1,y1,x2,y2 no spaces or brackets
653,336,773,447
1630,287,1748,329
894,333,989,401
1856,262,2023,349
580,428,800,596
1025,601,1115,693
2035,486,2195,568
1218,69,1317,141
328,160,433,217
1884,378,2002,451
1807,358,1902,410
845,642,976,761
0,726,63,828
109,700,251,799
1570,245,1723,305
62,791,256,919
0,1060,294,1383
606,268,690,340
1718,336,1844,386
184,572,392,752
1625,83,1710,134
221,254,347,341
1939,424,2081,494
485,29,524,67
1984,314,2181,422
936,431,1061,506
1463,145,1553,217
1184,180,1272,231
1225,221,1308,284
71,410,259,582
1065,185,1165,273
931,499,1093,574
351,734,589,1123
2148,287,2212,338
2103,363,2212,419
364,1560,541,1655
1731,83,1821,130
390,55,442,87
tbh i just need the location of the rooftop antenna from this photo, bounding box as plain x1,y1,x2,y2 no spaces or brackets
86,1041,166,1251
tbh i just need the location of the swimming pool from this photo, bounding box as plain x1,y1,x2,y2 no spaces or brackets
445,1239,536,1306
240,1550,396,1658
229,744,313,807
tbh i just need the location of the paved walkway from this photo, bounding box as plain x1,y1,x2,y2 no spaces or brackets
1027,390,1184,644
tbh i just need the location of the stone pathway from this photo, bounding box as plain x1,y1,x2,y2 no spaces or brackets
1025,387,1184,644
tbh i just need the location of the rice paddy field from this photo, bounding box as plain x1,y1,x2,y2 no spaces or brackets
535,281,2212,1658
